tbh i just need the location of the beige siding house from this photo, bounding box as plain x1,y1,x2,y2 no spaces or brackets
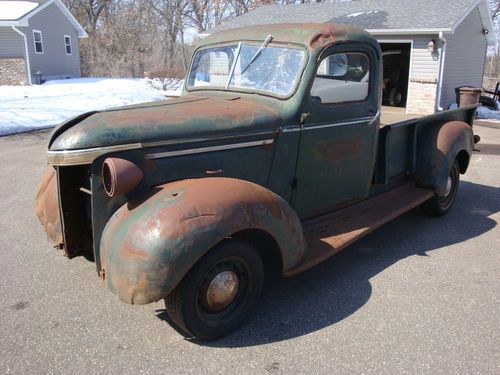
0,0,87,85
209,0,496,114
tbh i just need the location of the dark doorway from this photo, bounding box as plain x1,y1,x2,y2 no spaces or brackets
380,43,411,107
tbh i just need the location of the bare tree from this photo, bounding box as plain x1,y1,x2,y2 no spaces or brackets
62,0,110,35
148,0,190,70
490,0,500,20
65,0,332,77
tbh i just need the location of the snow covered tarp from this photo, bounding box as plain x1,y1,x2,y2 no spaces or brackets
476,101,500,120
448,102,500,121
0,78,166,136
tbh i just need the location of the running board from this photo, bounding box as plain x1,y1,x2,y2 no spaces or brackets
283,183,434,277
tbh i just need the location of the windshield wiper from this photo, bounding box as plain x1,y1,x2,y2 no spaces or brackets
225,42,242,90
240,35,273,75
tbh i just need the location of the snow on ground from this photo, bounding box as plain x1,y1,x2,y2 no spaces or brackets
476,101,500,120
0,1,38,20
0,78,166,136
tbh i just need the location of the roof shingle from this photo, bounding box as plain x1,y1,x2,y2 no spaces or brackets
211,0,478,33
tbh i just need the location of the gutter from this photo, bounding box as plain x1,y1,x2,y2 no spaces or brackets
11,25,32,85
436,31,447,111
367,28,452,35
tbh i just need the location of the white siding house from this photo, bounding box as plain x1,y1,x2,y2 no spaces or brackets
209,0,496,114
0,0,87,85
440,8,489,107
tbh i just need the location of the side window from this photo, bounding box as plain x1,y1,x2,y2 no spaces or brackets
33,30,43,54
311,52,370,104
64,35,72,55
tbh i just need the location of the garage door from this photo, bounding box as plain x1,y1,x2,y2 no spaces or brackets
380,43,411,108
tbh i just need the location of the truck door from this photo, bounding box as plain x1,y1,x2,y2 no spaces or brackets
292,44,381,218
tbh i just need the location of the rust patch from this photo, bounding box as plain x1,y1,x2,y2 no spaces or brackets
311,24,362,49
34,166,63,246
436,121,472,154
310,33,337,49
138,177,305,252
119,244,150,260
100,178,305,304
50,95,282,151
315,136,363,163
201,22,371,53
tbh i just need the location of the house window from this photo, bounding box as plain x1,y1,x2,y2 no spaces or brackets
64,35,72,55
33,30,43,54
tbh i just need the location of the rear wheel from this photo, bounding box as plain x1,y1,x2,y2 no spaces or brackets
165,239,264,340
421,160,460,217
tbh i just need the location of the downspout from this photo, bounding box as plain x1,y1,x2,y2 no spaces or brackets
436,31,447,111
11,25,32,85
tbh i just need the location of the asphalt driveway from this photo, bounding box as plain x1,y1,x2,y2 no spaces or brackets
0,122,498,374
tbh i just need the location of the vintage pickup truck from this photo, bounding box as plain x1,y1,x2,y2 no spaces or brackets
35,23,477,340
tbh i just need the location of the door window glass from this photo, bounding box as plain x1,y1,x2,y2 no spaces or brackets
311,52,370,104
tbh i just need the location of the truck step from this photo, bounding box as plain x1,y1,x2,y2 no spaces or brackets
283,183,434,277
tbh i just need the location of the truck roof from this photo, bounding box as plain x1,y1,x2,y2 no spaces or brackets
199,23,378,53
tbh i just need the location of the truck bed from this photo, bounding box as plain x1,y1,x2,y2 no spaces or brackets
380,107,420,127
374,105,476,184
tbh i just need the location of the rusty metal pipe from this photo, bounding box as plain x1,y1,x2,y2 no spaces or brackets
102,158,143,197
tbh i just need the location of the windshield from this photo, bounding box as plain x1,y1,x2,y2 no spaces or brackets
187,43,306,97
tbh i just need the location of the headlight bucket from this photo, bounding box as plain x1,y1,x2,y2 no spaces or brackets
102,158,143,197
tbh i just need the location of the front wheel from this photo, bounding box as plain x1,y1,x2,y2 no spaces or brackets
165,239,264,340
420,160,460,217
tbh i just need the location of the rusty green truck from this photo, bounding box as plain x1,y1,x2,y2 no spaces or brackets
35,23,477,340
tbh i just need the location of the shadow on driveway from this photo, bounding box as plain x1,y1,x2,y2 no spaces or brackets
156,180,499,346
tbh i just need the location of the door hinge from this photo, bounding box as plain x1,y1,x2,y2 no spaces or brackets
300,113,310,125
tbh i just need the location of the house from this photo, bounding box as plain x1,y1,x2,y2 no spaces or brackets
0,0,87,85
209,0,496,114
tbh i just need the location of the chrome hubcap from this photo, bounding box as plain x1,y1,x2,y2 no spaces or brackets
444,176,453,197
206,271,239,311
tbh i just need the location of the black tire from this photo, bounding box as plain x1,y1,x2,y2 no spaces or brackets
165,239,264,340
421,160,460,217
389,88,404,107
479,96,497,111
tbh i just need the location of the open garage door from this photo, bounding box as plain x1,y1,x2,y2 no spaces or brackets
380,43,411,108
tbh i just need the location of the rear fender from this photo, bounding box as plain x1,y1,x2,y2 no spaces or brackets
415,121,473,195
100,177,305,305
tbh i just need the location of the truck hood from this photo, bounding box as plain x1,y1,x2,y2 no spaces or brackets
49,95,282,151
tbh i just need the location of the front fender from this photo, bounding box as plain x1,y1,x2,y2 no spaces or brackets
100,178,305,304
415,121,473,196
35,166,63,246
